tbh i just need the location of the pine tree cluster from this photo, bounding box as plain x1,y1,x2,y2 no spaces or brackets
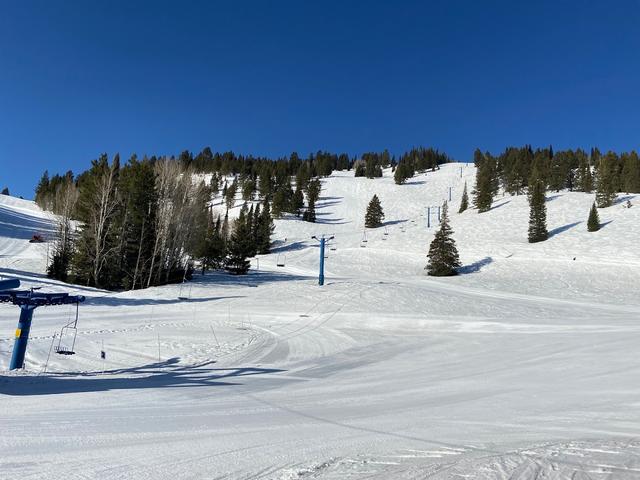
37,153,278,290
394,147,450,184
469,146,640,215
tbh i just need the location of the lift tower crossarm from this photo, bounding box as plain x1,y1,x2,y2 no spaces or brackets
0,280,86,370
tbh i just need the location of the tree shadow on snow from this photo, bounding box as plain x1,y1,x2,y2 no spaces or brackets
490,200,510,211
0,358,286,396
614,194,638,205
270,240,308,253
384,219,408,226
85,294,243,307
315,200,341,208
548,221,581,237
0,205,57,240
194,270,315,287
459,256,493,274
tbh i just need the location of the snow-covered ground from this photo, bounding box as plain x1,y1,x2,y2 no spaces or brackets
1,164,640,479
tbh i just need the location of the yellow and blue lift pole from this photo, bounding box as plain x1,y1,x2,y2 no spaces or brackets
0,280,85,370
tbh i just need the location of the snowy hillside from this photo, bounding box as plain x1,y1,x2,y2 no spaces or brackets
2,164,640,479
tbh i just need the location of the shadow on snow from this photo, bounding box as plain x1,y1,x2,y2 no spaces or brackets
0,205,57,240
0,358,285,396
549,221,581,237
459,256,493,274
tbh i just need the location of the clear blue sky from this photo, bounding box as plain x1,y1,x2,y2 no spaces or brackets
1,1,639,198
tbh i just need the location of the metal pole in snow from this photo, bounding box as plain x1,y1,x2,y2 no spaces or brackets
319,237,325,286
427,207,431,228
438,206,441,222
10,306,35,370
210,324,220,348
42,333,56,375
448,187,452,202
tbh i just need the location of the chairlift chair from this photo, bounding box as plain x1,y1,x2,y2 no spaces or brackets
55,302,79,355
177,263,191,300
361,231,368,243
276,254,286,267
383,226,389,236
178,283,192,301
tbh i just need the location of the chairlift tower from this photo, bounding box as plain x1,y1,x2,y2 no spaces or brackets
426,205,441,228
311,235,334,286
0,279,85,370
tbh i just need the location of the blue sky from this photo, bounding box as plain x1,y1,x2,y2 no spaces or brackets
1,0,639,198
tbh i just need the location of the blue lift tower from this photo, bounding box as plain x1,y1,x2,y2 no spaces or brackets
0,278,86,370
311,235,334,286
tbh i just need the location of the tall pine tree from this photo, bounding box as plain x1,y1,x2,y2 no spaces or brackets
364,194,384,228
458,182,469,213
587,202,600,232
224,205,252,275
473,150,494,213
426,202,461,276
595,152,618,207
527,168,548,243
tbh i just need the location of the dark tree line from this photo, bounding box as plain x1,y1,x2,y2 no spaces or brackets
35,153,277,290
394,148,450,185
473,146,640,213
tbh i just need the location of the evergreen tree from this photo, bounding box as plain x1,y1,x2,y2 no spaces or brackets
291,187,304,216
204,216,227,269
527,169,548,243
458,182,469,213
364,156,383,178
295,163,311,191
258,168,273,199
621,152,640,194
34,170,50,208
224,206,252,275
364,194,384,228
221,212,230,240
271,187,288,218
1,187,9,195
118,156,157,289
256,200,275,254
305,178,322,204
575,154,593,193
426,203,461,276
587,202,600,232
225,178,238,209
242,177,256,201
595,152,618,207
473,150,494,212
302,198,316,222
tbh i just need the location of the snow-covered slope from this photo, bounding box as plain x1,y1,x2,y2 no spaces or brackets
1,165,640,479
0,194,56,277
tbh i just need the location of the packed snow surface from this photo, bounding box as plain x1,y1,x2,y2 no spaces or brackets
1,164,640,479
